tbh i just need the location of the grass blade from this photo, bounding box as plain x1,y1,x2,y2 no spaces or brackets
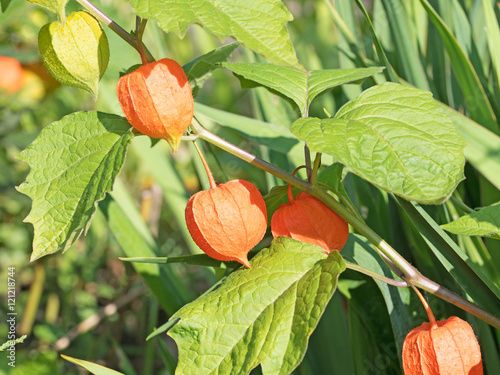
419,0,498,132
100,180,194,314
379,0,430,90
396,198,500,316
441,104,500,190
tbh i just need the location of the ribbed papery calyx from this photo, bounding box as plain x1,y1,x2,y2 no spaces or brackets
402,317,483,375
271,192,349,252
117,58,193,151
185,180,267,267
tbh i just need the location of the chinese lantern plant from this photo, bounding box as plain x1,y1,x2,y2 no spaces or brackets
403,285,483,375
185,143,267,267
271,182,349,253
117,57,194,152
12,1,500,374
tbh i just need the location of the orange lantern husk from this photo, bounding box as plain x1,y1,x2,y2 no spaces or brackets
271,184,349,252
117,58,193,151
403,316,483,375
0,56,24,93
185,179,268,268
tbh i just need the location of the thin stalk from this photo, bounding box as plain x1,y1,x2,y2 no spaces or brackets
408,282,437,328
191,117,500,329
75,0,154,62
304,144,312,181
193,141,217,189
310,152,322,185
288,181,294,202
181,134,200,141
135,17,149,65
344,261,408,288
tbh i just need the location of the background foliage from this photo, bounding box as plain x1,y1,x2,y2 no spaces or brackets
1,0,499,374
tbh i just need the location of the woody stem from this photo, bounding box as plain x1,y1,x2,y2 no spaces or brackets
75,0,155,62
193,142,217,189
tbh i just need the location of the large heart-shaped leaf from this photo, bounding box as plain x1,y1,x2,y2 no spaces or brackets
17,111,133,261
130,0,301,69
168,237,345,375
292,83,466,204
223,63,383,115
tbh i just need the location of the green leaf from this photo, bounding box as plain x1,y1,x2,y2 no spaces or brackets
61,355,124,375
441,202,500,239
17,111,133,261
130,0,301,69
27,0,67,19
418,0,498,133
317,163,352,207
38,11,109,97
223,63,383,115
1,0,12,12
168,237,345,375
396,198,500,315
183,42,239,96
292,83,466,204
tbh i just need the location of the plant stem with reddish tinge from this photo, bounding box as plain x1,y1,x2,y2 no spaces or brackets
193,142,217,189
410,283,438,328
191,117,500,330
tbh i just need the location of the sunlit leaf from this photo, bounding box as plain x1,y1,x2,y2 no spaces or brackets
292,83,466,204
168,237,345,375
442,203,500,239
17,111,132,261
223,62,383,115
130,0,301,68
183,42,239,96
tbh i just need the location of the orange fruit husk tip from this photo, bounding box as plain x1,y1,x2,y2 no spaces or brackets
185,179,268,268
271,187,349,253
117,58,194,152
0,56,24,94
402,316,483,375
